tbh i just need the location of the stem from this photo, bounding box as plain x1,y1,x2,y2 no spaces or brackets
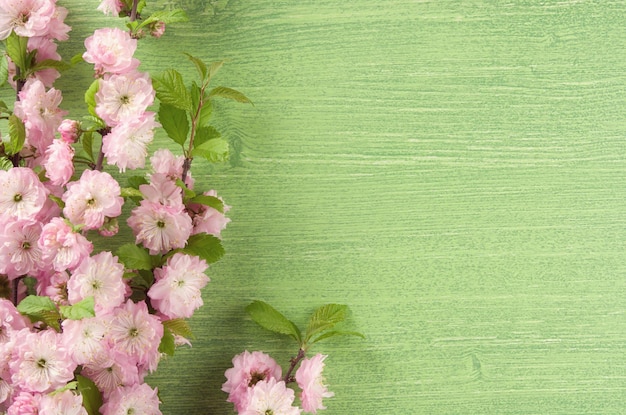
11,277,21,306
130,0,140,21
11,67,25,167
284,348,306,383
93,128,109,171
181,82,209,183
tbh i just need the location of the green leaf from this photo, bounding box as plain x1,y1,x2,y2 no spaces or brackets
6,32,28,73
70,53,84,65
159,103,189,146
82,130,94,162
163,318,194,339
196,100,213,128
0,100,9,113
189,194,224,213
194,125,220,147
28,59,71,75
16,295,61,330
59,296,95,320
208,86,253,105
192,137,228,163
127,175,148,189
0,55,8,88
246,300,302,343
153,69,191,111
48,193,64,209
208,61,224,81
0,156,12,170
120,187,143,199
305,304,348,343
138,9,188,29
116,243,153,270
311,330,365,344
182,232,225,264
49,381,78,396
84,79,99,117
175,178,196,199
5,114,25,156
159,325,176,356
185,53,207,80
76,375,102,415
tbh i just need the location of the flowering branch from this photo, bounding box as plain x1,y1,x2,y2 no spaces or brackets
283,348,306,383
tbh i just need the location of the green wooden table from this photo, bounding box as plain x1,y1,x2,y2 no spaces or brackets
8,0,626,413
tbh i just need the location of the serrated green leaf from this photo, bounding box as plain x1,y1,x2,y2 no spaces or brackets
82,130,94,161
116,243,153,270
194,125,220,147
163,318,194,339
208,61,224,81
0,55,8,88
246,300,302,343
159,102,189,146
196,100,213,128
6,32,28,73
6,114,25,155
84,79,99,117
127,175,148,189
17,295,61,330
60,296,95,320
159,325,176,356
0,156,12,170
182,232,225,264
76,375,102,415
311,330,365,344
189,194,224,213
138,9,188,29
185,53,207,80
192,137,228,163
305,304,348,343
208,86,253,105
153,69,191,111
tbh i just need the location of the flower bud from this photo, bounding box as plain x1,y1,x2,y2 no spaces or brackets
57,119,80,143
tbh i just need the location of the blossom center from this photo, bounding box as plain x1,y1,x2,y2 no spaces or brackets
264,411,274,415
129,327,139,337
120,95,130,105
87,198,96,206
22,241,31,250
249,371,266,387
156,220,165,228
13,193,22,202
127,409,135,415
37,358,47,369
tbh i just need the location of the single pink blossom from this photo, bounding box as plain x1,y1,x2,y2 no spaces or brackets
0,0,56,40
189,190,231,237
6,391,41,415
240,378,301,415
127,200,192,255
139,173,183,207
10,329,76,393
100,383,161,415
295,354,334,413
0,219,46,279
81,348,140,396
97,0,123,15
38,217,93,272
102,112,158,171
67,251,126,315
62,169,123,230
43,139,74,186
39,389,87,415
96,71,154,127
57,119,80,143
222,350,283,412
83,28,139,75
61,317,107,366
148,253,209,319
38,270,69,305
0,167,48,221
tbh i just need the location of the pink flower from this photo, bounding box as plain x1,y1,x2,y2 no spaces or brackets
102,112,158,172
150,149,194,188
100,383,161,415
240,378,301,415
43,139,74,186
0,0,56,40
57,119,80,143
222,351,282,412
83,28,139,75
81,348,140,396
0,299,30,342
38,217,93,272
0,219,46,279
61,317,107,366
62,170,123,230
148,253,209,319
107,301,163,371
295,354,334,413
127,200,192,255
37,270,69,305
0,167,48,221
96,72,155,127
189,190,231,237
6,391,41,415
39,389,87,415
10,329,76,393
67,251,126,315
97,0,123,15
139,173,183,207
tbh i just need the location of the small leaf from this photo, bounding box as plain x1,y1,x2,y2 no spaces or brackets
116,243,153,270
6,114,26,156
163,318,194,339
48,193,65,209
59,296,95,320
185,53,207,80
82,130,94,162
159,102,189,146
159,325,176,356
311,330,365,344
6,32,28,73
175,178,196,199
208,61,224,81
305,304,348,343
70,53,84,65
0,55,8,88
153,69,191,111
192,137,228,163
84,79,99,117
196,100,213,128
0,156,12,170
127,175,148,189
193,125,220,147
49,381,78,396
208,86,252,105
138,9,188,29
245,300,302,343
0,100,9,113
189,194,224,213
17,295,61,330
28,59,70,75
120,187,143,199
182,232,225,264
76,375,103,415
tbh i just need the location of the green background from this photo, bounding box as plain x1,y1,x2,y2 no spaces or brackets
11,0,626,413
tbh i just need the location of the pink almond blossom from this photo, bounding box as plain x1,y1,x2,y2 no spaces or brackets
150,149,194,188
6,391,41,415
81,348,140,397
295,354,334,414
0,219,46,279
100,383,161,415
39,389,87,415
102,112,158,172
0,167,48,221
61,317,107,366
62,169,123,230
83,28,139,75
43,139,74,186
148,253,209,319
127,200,192,255
97,0,123,15
57,119,80,143
95,72,155,127
240,378,301,415
0,0,56,40
189,190,231,237
38,217,93,272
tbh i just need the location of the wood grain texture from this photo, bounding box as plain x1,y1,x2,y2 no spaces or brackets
5,0,626,413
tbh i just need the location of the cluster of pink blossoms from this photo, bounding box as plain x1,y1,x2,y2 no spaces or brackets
223,351,334,414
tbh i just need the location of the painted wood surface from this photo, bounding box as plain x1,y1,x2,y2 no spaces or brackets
8,0,626,413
